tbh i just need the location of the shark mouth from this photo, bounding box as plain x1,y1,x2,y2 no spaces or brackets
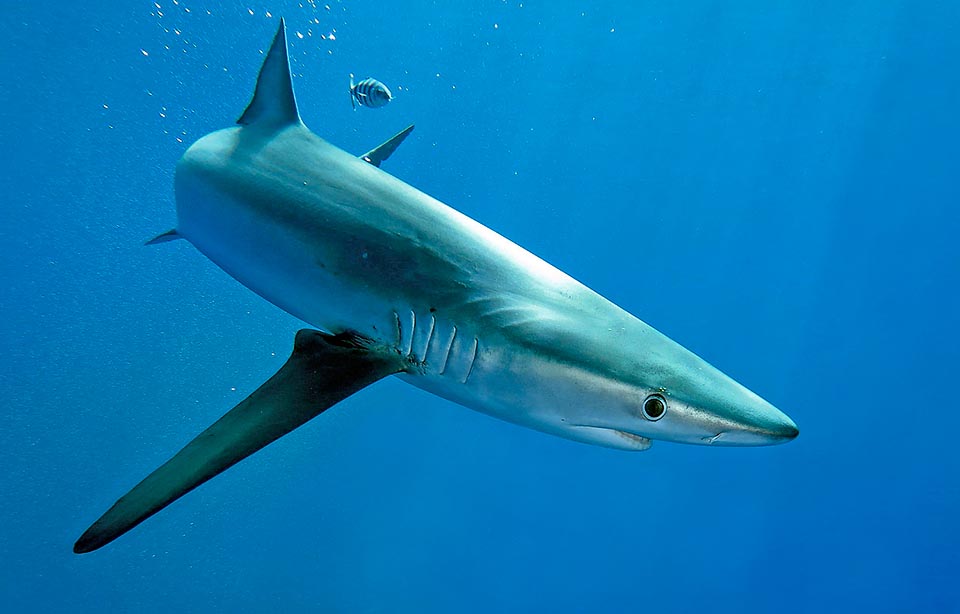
569,425,653,451
613,429,653,447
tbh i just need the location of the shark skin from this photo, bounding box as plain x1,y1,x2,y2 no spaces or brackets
176,20,798,451
74,19,797,554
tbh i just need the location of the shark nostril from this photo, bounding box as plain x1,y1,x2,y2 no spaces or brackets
703,432,724,444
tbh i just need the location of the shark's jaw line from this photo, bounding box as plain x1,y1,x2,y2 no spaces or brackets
568,425,654,451
73,18,799,554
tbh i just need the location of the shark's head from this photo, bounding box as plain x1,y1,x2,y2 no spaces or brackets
625,358,799,447
516,312,799,451
555,358,798,451
571,334,797,449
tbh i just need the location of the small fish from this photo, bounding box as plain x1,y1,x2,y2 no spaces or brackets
350,74,393,110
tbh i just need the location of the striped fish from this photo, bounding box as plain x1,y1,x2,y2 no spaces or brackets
350,75,393,109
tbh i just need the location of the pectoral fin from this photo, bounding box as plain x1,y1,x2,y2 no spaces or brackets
74,330,404,554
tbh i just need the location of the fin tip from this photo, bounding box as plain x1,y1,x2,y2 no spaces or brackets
73,532,99,554
145,228,181,245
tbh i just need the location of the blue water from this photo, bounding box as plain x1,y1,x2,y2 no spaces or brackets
3,1,958,611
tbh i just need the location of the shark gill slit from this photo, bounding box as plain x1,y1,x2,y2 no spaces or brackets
393,311,402,347
405,310,416,357
439,325,458,374
462,338,479,384
420,314,437,362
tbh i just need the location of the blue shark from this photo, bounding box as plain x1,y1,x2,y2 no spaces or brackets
74,20,797,554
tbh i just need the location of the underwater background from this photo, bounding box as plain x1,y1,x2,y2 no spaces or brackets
3,1,959,612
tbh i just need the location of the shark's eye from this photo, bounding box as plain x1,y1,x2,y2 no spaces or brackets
642,394,666,421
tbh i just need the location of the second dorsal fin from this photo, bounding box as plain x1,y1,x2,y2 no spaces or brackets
361,125,415,167
237,18,301,129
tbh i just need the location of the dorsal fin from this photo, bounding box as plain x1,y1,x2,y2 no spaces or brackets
237,18,301,128
361,125,415,167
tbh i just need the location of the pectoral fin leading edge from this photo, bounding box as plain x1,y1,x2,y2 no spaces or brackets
74,330,404,554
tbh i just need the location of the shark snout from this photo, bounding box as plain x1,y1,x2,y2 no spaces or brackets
763,412,800,441
710,400,799,446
